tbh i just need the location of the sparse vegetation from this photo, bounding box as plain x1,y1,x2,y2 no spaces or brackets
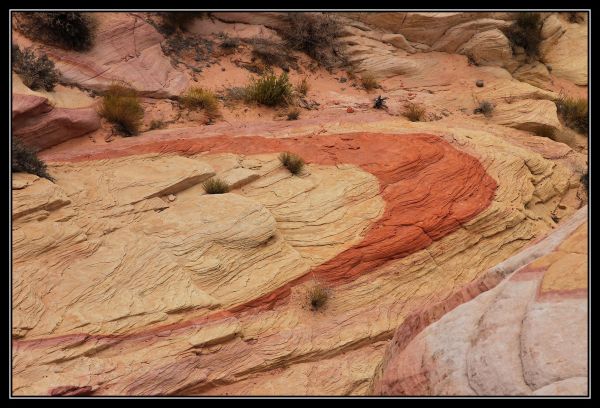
159,12,206,34
11,45,59,91
149,119,166,130
566,12,585,24
17,12,95,51
202,177,230,194
307,283,329,311
179,87,220,120
505,12,543,59
244,71,293,107
295,77,310,96
98,84,144,136
360,73,379,91
11,138,54,181
287,107,301,120
404,102,426,122
474,101,494,117
224,86,248,102
247,37,298,72
580,171,588,191
280,12,346,68
219,33,240,52
556,95,588,134
279,152,305,175
374,95,388,109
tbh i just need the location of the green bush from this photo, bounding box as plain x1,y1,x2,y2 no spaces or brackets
404,102,426,122
179,87,220,120
11,138,54,181
279,152,305,175
12,45,59,91
18,12,95,51
556,96,588,134
245,71,293,107
98,84,144,136
281,12,346,68
505,12,543,59
202,177,230,194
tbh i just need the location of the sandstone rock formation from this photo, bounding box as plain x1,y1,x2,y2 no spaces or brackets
373,206,588,396
11,11,587,397
12,93,100,151
13,12,190,97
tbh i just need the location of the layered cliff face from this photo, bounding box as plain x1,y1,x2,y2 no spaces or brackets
11,11,588,396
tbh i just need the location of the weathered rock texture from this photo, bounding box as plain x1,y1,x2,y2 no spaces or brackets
12,93,100,151
373,206,588,396
13,12,190,97
11,11,587,396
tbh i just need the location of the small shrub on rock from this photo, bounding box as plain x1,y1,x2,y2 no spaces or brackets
404,102,426,122
12,45,59,91
556,95,588,134
17,12,95,51
245,71,293,107
279,152,305,175
307,283,329,311
98,84,144,136
474,101,494,117
202,177,230,194
11,138,54,181
505,12,543,59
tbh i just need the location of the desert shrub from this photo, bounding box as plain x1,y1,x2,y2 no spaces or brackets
360,73,379,91
179,87,220,120
580,171,588,190
474,100,494,117
556,96,588,134
98,84,144,136
244,71,293,107
11,45,59,91
307,283,329,311
287,107,301,120
219,33,240,52
295,77,310,96
17,12,95,51
11,138,54,181
149,119,166,130
159,12,206,34
202,177,229,194
505,12,543,59
224,86,248,102
566,12,585,24
404,102,426,122
279,152,305,175
373,95,388,109
247,37,298,72
280,12,346,68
